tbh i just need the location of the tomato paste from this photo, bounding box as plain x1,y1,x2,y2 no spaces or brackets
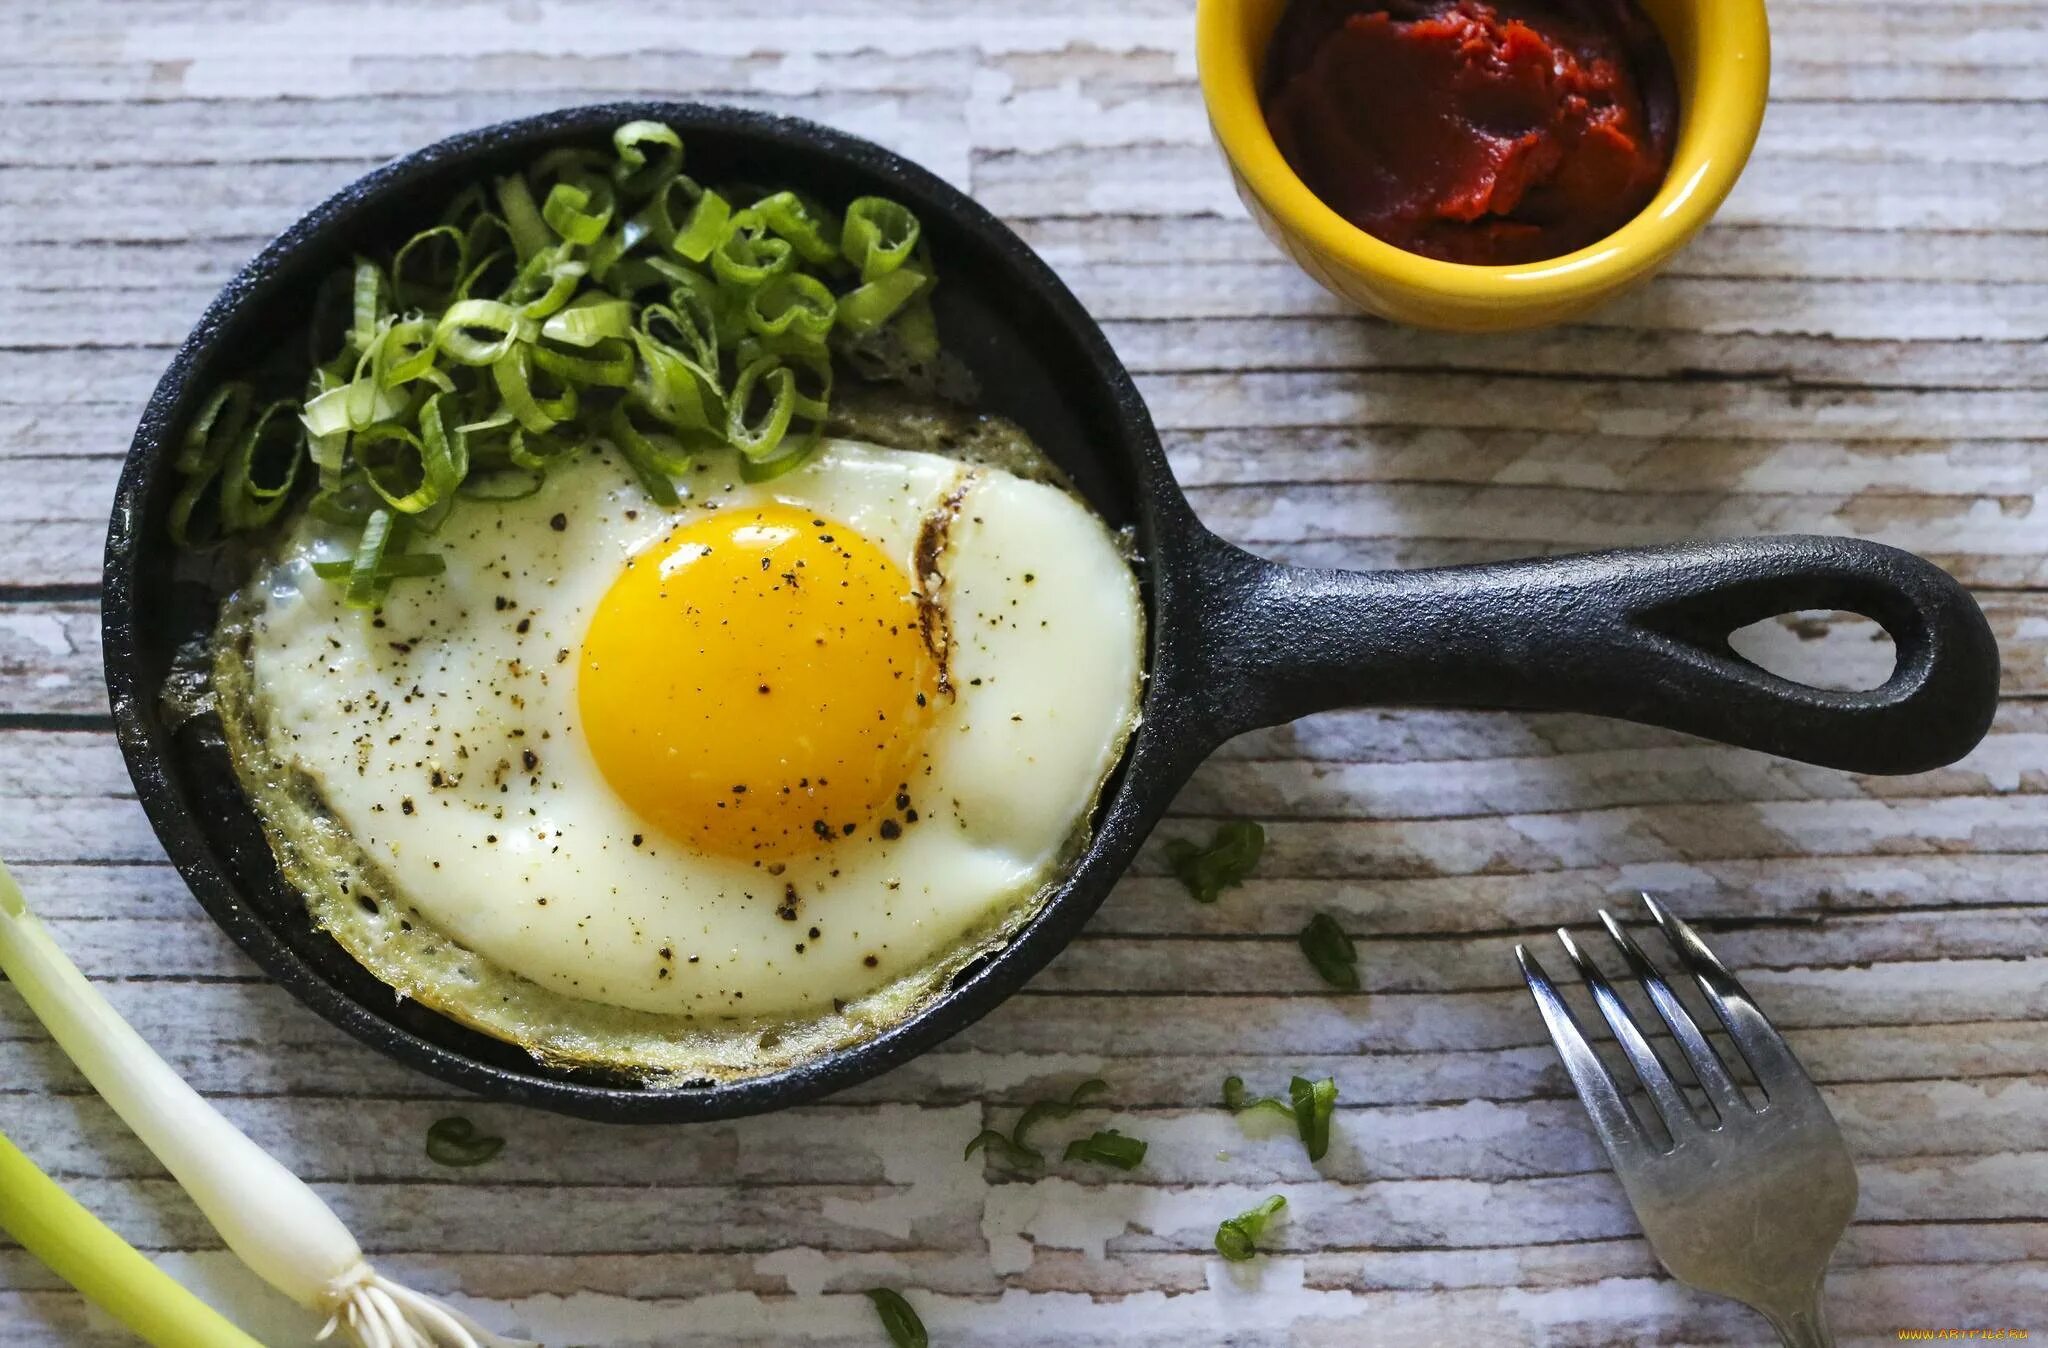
1262,0,1677,265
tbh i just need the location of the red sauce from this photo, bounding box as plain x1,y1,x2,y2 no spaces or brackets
1262,0,1677,265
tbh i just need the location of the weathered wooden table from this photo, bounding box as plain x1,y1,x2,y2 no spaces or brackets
3,3,2045,1344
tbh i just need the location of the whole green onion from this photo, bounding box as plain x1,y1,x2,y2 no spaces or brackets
0,861,534,1348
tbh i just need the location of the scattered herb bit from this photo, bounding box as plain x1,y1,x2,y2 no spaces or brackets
171,120,945,607
1222,1074,1294,1123
963,1078,1111,1168
1289,1075,1338,1162
424,1116,504,1167
1063,1128,1147,1170
1298,912,1359,990
1215,1194,1287,1262
1162,821,1265,903
962,1128,1037,1168
864,1288,928,1348
1224,1073,1339,1162
1012,1077,1109,1157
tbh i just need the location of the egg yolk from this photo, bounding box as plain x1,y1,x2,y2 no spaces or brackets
579,503,937,860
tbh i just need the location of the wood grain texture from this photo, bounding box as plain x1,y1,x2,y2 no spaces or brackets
1,1,2045,1344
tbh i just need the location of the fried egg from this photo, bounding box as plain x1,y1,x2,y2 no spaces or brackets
215,438,1143,1077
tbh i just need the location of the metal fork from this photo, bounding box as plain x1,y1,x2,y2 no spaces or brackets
1516,895,1858,1347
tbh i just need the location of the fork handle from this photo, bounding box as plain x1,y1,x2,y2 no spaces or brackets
1768,1293,1836,1347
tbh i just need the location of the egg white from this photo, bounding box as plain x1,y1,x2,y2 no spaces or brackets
217,439,1143,1076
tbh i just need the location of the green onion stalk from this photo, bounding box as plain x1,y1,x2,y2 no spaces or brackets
0,859,536,1348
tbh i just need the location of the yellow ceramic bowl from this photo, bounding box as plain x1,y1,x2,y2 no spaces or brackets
1196,0,1771,332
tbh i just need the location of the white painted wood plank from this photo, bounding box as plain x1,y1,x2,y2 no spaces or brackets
4,0,2047,1342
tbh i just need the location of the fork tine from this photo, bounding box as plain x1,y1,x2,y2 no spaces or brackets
1641,894,1820,1106
1599,908,1750,1121
1515,944,1648,1158
1555,927,1697,1138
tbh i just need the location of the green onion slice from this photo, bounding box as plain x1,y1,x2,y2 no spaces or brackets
423,1116,503,1168
494,174,551,263
531,336,636,390
841,196,920,282
348,258,384,354
219,400,304,531
749,190,841,266
541,179,614,247
1162,821,1266,904
434,299,537,366
1012,1078,1109,1159
727,353,798,462
746,271,837,345
390,225,467,311
962,1128,1037,1168
671,188,732,265
540,294,634,347
1298,913,1359,991
608,403,683,508
863,1289,928,1348
1222,1075,1294,1123
1215,1195,1286,1262
837,265,927,337
612,119,683,195
1063,1129,1147,1170
711,210,796,290
492,346,576,432
1289,1075,1338,1163
175,382,253,475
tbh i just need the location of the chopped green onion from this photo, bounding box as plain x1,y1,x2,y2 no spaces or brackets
1222,1074,1294,1123
612,119,683,195
541,180,614,246
964,1078,1111,1169
672,188,733,264
1162,820,1265,903
424,1117,504,1168
842,196,921,282
344,509,399,608
217,400,302,531
540,294,634,347
170,120,940,601
1012,1078,1108,1158
838,266,927,337
1289,1075,1338,1162
390,224,467,311
750,189,842,266
1224,1073,1339,1162
712,209,796,290
727,353,798,462
494,174,551,262
1298,913,1359,990
434,299,536,366
962,1129,1037,1168
348,258,384,354
864,1289,928,1348
530,336,636,389
493,345,576,432
310,553,445,582
608,403,683,507
1215,1195,1287,1262
746,271,838,345
1063,1129,1147,1170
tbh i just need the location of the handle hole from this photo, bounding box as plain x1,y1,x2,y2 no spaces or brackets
1727,610,1897,692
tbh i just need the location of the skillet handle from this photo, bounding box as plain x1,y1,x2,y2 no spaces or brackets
1189,533,2000,774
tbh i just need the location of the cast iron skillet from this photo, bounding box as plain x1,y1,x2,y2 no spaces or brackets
105,103,2001,1123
